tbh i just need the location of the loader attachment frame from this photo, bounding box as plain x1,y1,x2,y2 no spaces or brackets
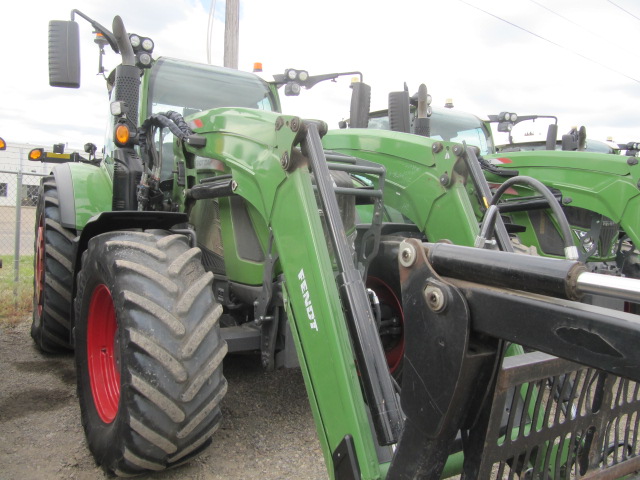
388,238,640,479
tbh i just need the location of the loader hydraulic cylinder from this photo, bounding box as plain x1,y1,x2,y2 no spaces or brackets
426,242,640,304
426,242,585,300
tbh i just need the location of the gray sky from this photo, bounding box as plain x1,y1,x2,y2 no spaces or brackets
2,0,640,150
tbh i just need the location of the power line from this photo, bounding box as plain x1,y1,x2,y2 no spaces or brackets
528,0,639,59
206,0,218,64
608,0,640,22
457,0,640,85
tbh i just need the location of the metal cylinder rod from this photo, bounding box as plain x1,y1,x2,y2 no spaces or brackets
577,272,640,304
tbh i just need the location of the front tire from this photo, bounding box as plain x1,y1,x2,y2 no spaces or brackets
74,230,227,476
31,175,75,352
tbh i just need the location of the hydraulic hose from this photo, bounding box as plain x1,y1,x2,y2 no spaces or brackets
142,112,194,141
491,175,578,260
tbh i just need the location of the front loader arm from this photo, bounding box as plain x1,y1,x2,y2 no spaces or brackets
183,110,401,478
269,142,394,478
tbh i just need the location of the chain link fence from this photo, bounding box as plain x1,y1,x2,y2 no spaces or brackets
1,169,46,313
0,170,43,252
0,142,84,320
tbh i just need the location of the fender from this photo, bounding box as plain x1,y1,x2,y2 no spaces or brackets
53,162,192,336
52,162,113,230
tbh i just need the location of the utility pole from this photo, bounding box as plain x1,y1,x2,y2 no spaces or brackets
224,0,239,69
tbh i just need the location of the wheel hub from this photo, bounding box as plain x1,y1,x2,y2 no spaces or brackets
87,284,121,423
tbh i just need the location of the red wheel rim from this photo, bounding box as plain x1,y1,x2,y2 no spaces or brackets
35,215,45,316
87,284,120,423
367,277,404,374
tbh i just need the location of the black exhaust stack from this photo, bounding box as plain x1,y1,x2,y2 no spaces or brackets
111,15,143,211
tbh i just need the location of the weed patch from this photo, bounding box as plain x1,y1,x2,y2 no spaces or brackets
0,255,33,327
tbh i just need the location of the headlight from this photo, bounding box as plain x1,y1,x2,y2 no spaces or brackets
137,52,152,67
141,38,154,52
129,34,141,48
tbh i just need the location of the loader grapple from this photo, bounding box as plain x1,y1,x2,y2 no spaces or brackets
469,352,640,479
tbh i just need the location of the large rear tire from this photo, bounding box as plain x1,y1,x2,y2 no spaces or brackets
31,175,75,352
74,230,228,476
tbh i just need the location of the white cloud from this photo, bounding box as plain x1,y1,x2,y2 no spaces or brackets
1,0,640,151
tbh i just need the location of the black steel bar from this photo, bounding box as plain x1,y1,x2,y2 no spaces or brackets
427,242,584,300
333,187,383,198
325,152,357,164
200,174,232,184
303,123,402,445
186,180,235,200
497,195,562,213
451,279,640,382
327,163,386,176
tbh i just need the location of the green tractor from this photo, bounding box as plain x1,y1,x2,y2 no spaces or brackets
358,88,640,311
33,10,640,479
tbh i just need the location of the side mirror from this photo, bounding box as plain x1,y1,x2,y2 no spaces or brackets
349,82,371,128
84,142,97,155
545,124,558,150
578,126,587,151
388,88,411,133
561,131,577,151
48,20,81,88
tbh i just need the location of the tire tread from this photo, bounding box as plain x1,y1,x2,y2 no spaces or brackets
31,175,75,352
74,230,226,476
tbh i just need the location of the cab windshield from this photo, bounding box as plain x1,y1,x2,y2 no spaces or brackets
147,57,278,117
368,107,494,155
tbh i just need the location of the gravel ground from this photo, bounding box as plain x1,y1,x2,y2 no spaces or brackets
0,318,328,480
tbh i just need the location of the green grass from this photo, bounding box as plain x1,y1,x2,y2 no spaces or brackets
0,255,34,327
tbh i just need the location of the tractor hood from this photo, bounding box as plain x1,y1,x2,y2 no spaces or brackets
486,149,637,177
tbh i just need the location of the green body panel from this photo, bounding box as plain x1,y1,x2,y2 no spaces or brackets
490,149,634,176
65,162,113,230
175,108,384,478
485,150,640,258
177,108,293,285
322,129,480,246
